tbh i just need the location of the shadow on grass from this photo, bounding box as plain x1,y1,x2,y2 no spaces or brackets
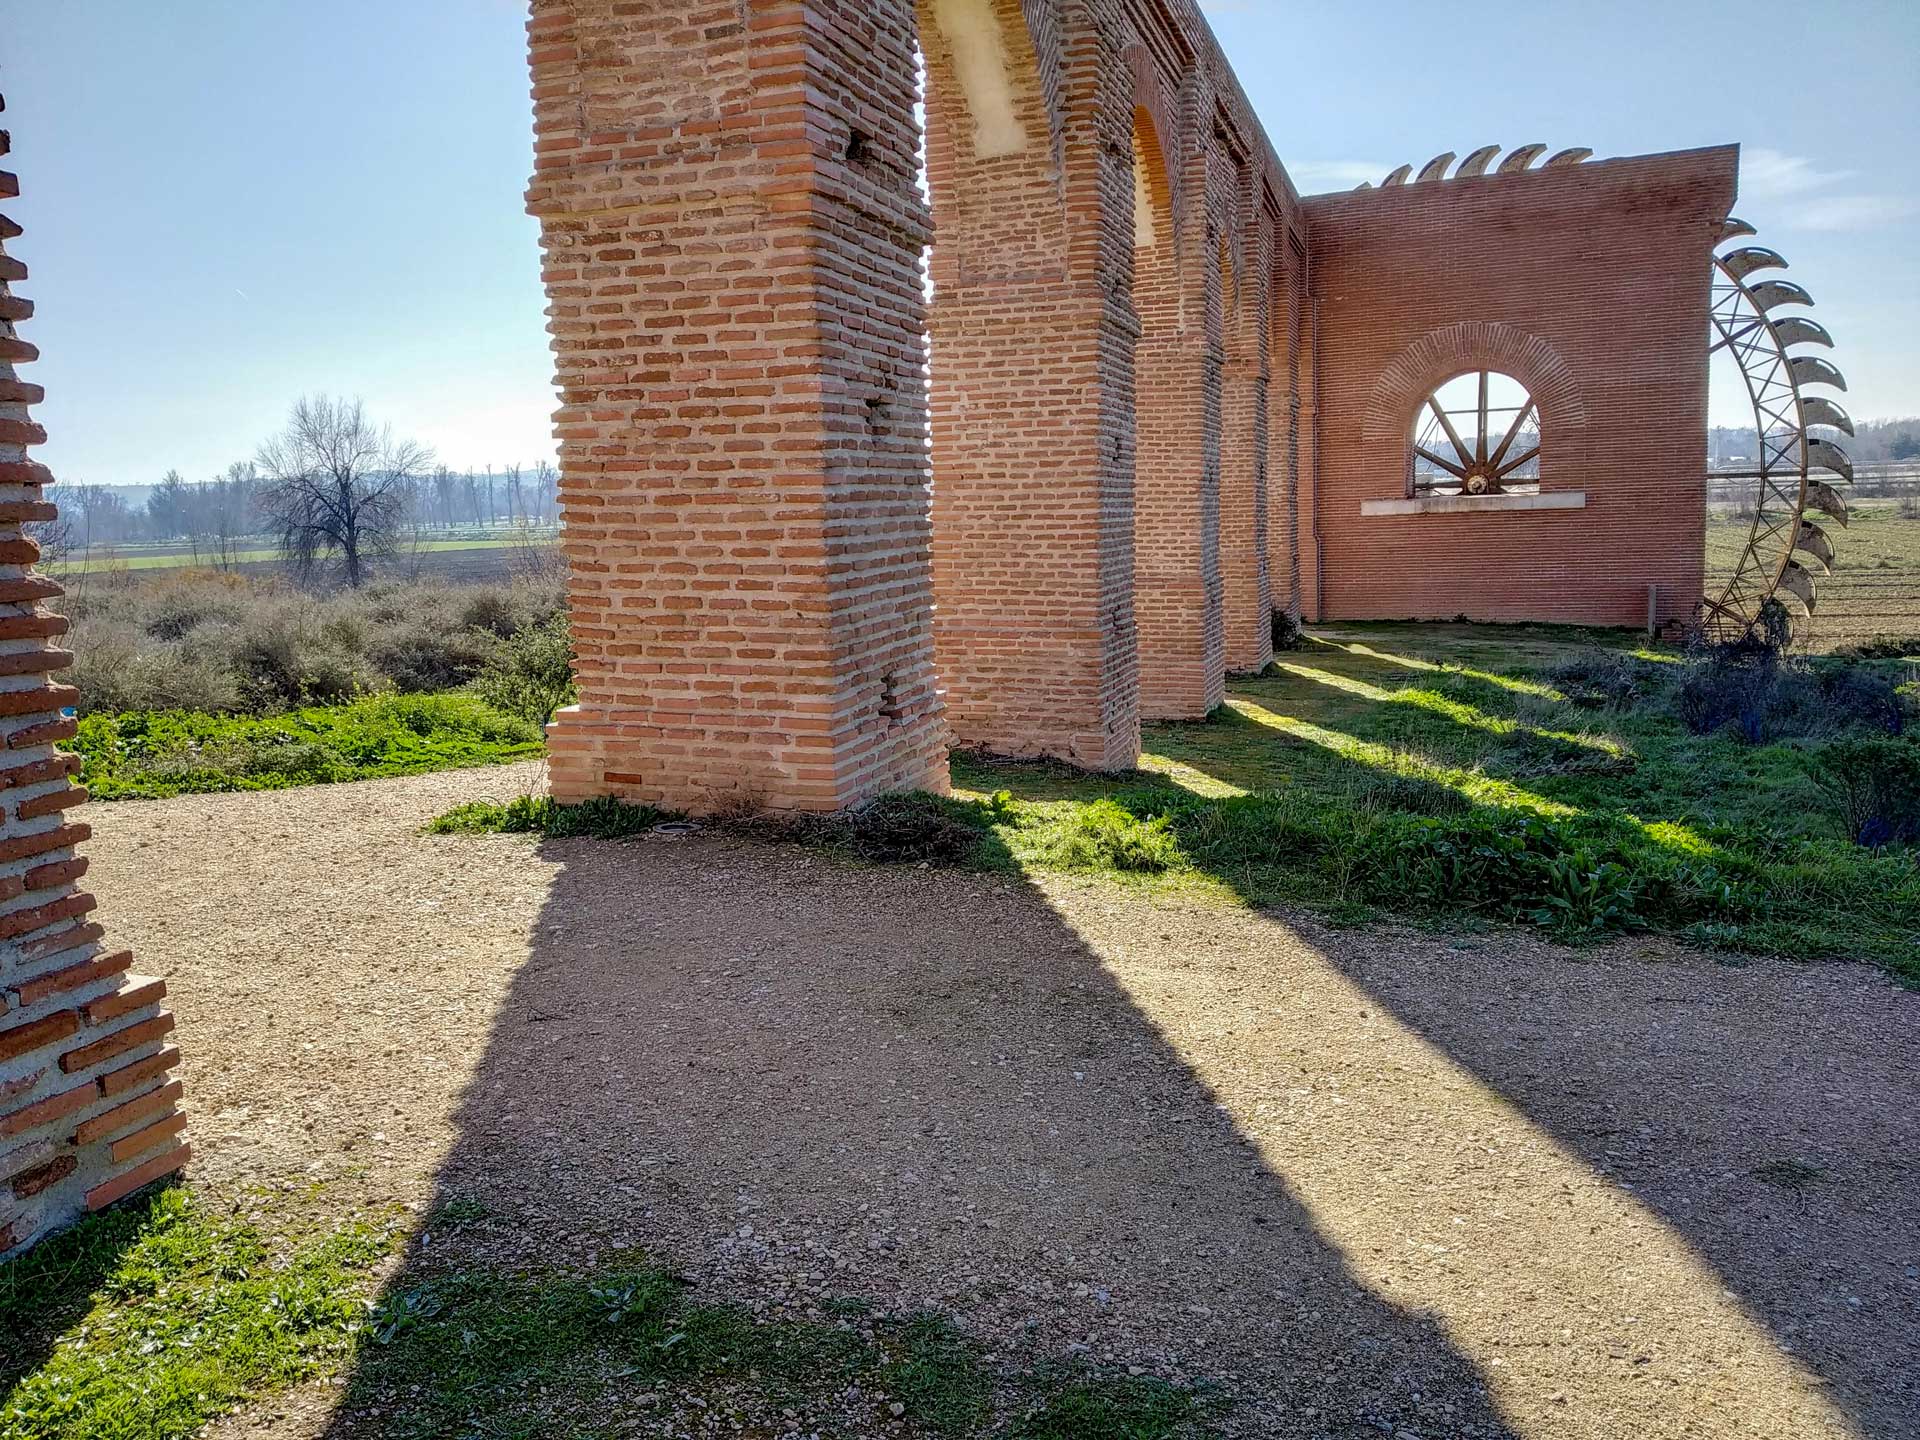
0,1190,157,1393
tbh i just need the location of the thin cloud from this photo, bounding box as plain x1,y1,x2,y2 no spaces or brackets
1740,147,1911,232
1786,194,1919,232
1741,146,1853,200
1287,159,1389,193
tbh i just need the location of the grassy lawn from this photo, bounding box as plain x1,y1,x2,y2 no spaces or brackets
948,623,1920,983
73,693,544,800
1,1187,1216,1440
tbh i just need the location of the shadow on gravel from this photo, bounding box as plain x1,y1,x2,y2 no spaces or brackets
319,831,1524,1439
1318,937,1920,1439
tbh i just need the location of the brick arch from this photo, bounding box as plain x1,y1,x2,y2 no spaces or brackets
1364,322,1588,445
1129,104,1175,252
1125,44,1178,217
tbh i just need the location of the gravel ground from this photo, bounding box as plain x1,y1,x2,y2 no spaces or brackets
84,763,1919,1439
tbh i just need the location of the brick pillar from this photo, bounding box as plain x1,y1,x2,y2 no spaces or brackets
1,111,190,1257
921,0,1141,770
1133,75,1225,721
1219,185,1273,674
526,0,946,814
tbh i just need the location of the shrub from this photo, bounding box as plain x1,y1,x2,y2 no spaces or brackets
366,616,497,694
57,573,571,717
1045,799,1183,874
1673,641,1780,741
1549,651,1668,711
1270,609,1303,654
470,612,575,724
67,622,243,716
1812,737,1920,847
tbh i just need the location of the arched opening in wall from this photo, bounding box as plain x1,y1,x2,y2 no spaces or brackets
1411,370,1540,496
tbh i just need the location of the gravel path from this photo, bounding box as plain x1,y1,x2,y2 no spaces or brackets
85,764,1919,1439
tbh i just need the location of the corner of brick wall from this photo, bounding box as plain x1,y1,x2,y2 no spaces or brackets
0,102,189,1258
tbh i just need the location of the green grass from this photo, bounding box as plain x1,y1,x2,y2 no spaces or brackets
2,1189,1218,1440
0,1187,395,1440
74,692,544,800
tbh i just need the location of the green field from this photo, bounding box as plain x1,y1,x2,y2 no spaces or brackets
61,534,544,574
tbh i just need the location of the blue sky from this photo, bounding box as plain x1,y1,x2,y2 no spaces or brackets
8,0,1917,485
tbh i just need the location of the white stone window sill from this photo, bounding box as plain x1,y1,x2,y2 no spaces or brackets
1360,491,1586,517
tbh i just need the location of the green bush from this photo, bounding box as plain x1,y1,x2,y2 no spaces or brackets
1044,799,1184,874
61,573,567,717
470,611,575,724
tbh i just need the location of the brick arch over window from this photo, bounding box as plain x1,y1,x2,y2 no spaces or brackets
1363,322,1590,479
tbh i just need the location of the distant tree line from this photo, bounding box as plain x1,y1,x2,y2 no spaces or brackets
40,396,560,584
1712,416,1920,467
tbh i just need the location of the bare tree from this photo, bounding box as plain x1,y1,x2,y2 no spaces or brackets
255,396,432,587
532,459,558,523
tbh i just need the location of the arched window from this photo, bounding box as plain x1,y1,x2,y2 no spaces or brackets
1411,370,1540,496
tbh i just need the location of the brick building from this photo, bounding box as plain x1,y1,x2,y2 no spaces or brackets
527,0,1744,814
0,1,1752,1250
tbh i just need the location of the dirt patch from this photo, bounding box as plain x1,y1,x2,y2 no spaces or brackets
84,764,1918,1438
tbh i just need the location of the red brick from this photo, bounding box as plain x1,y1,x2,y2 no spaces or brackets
17,784,87,820
0,615,69,641
98,1045,181,1098
10,948,132,1008
23,852,86,889
0,821,87,864
8,718,79,750
0,647,74,677
86,1143,191,1212
108,1111,187,1164
82,977,164,1026
20,920,104,960
59,1012,175,1074
10,1153,74,1199
0,463,54,491
0,1081,98,1140
0,890,95,941
0,1009,77,1065
0,682,75,715
73,1079,182,1146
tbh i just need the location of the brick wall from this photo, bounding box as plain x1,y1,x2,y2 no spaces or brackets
526,0,947,812
920,0,1141,768
923,0,1300,754
0,103,190,1258
1301,149,1737,627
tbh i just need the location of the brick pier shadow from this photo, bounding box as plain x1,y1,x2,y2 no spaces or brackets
320,830,1522,1438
